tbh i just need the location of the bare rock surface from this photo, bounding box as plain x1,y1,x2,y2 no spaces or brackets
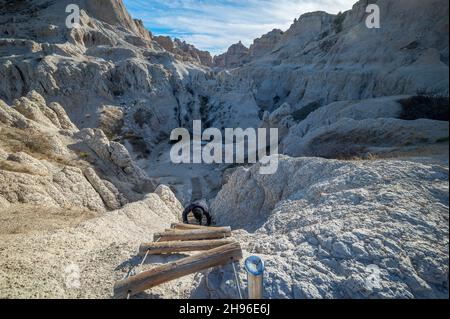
0,190,184,299
154,36,213,66
281,96,450,158
83,167,121,210
0,91,149,212
0,0,448,300
212,0,448,106
210,156,449,299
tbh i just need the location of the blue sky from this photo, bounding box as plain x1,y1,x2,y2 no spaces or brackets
123,0,355,55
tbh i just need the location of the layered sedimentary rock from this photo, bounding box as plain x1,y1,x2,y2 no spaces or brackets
206,0,448,116
0,186,183,298
0,91,150,212
213,41,250,68
0,0,209,150
0,0,448,300
154,36,213,66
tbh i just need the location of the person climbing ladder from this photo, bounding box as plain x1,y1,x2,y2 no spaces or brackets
182,200,212,226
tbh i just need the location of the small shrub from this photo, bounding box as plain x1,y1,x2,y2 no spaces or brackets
436,136,449,143
0,159,35,175
399,94,449,121
0,126,54,156
78,152,90,159
334,12,346,34
133,108,153,128
292,101,322,122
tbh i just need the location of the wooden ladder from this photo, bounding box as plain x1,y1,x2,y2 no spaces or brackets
113,223,242,299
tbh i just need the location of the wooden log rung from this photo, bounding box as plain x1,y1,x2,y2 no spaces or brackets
114,242,243,299
171,223,206,230
165,226,231,233
139,239,236,256
154,228,232,242
170,223,229,230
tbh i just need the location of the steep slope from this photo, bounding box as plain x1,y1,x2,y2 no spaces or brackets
0,185,185,298
0,0,210,148
194,0,449,162
212,0,448,109
0,91,154,215
0,0,448,300
1,0,448,199
209,156,449,299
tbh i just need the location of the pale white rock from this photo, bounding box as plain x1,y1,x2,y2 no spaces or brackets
0,92,144,213
248,29,284,60
110,142,133,168
51,166,106,212
209,0,448,111
0,189,183,299
0,164,106,212
0,0,448,300
103,179,129,207
284,117,449,158
281,96,449,157
210,156,449,298
154,184,184,220
13,95,56,129
7,152,49,176
154,36,213,66
260,102,295,142
0,99,29,128
76,128,151,193
47,102,78,132
83,167,121,210
214,41,250,69
0,195,9,208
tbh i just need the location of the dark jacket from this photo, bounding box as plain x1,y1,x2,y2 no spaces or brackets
182,200,211,226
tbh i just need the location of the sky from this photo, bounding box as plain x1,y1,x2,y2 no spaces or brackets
123,0,356,56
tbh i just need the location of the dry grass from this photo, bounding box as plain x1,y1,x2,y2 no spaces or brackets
342,153,379,161
0,204,98,236
0,126,84,167
99,106,124,140
0,126,54,155
0,159,36,175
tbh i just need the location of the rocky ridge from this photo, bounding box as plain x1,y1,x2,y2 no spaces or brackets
0,0,448,299
208,156,449,298
0,90,156,213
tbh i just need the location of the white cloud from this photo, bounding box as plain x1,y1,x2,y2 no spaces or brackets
123,0,356,55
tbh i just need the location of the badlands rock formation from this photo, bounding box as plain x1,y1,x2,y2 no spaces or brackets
0,185,184,299
0,0,448,299
0,90,153,212
210,156,449,298
154,36,213,66
281,96,449,158
212,0,448,107
214,41,250,69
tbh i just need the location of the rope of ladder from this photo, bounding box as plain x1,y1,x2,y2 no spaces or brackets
232,261,243,299
125,237,161,299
